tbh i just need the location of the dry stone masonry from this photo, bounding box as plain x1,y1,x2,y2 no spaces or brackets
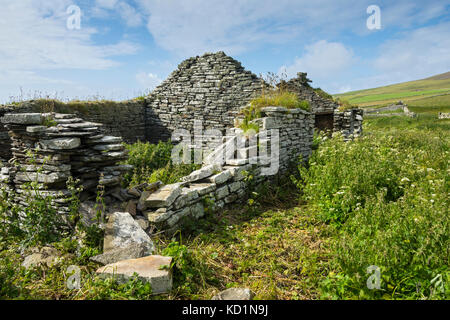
1,52,364,296
0,112,131,216
280,72,364,138
0,52,364,154
0,99,145,162
438,112,450,119
145,52,265,143
280,72,337,114
364,101,417,118
0,51,364,234
333,108,364,139
136,106,314,234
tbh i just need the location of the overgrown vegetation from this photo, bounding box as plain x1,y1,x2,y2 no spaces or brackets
334,74,450,108
1,111,448,300
294,119,449,299
237,75,310,132
121,140,200,187
334,98,359,111
314,88,334,100
249,91,310,111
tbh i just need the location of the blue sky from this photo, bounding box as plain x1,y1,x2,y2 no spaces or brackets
0,0,449,103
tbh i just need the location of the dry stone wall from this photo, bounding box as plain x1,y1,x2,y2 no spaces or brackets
281,72,337,114
0,112,131,216
144,52,264,143
364,101,417,118
0,99,145,161
0,106,314,234
278,72,364,138
333,108,364,140
136,106,314,234
0,53,364,152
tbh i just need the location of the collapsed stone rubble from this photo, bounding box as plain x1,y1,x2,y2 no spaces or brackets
130,106,314,234
0,52,368,296
364,101,417,118
0,52,364,157
0,112,131,216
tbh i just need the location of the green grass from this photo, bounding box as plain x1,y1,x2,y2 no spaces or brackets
301,120,449,299
1,112,448,300
250,91,310,111
238,90,310,132
365,113,450,131
342,88,449,105
408,94,450,111
335,73,450,108
121,141,200,187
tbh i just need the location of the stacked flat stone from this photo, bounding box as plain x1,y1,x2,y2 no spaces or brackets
145,51,267,144
0,112,130,215
137,106,314,234
281,72,364,139
0,54,364,151
0,99,145,162
281,72,338,114
333,109,364,140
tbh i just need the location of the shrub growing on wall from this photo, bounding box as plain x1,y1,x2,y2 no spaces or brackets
238,85,310,132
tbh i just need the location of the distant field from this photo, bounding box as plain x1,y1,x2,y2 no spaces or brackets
407,94,450,112
334,72,450,111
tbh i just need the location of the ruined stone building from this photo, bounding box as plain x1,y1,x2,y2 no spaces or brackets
0,51,364,232
0,52,363,158
144,52,362,142
145,52,264,143
279,72,363,136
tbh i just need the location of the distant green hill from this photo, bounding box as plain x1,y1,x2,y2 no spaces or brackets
334,72,450,113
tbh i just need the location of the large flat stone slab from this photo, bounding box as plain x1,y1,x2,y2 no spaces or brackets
103,212,154,255
1,113,42,124
182,164,221,182
188,183,217,196
144,183,182,208
90,243,148,265
40,138,81,150
96,255,173,294
15,171,69,184
21,247,62,269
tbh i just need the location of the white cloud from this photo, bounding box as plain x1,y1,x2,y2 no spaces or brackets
135,0,350,56
0,0,138,100
136,72,162,90
93,0,143,27
280,40,355,84
135,0,449,56
330,22,450,93
373,23,450,81
0,0,138,71
95,0,118,10
117,2,143,27
381,0,449,29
